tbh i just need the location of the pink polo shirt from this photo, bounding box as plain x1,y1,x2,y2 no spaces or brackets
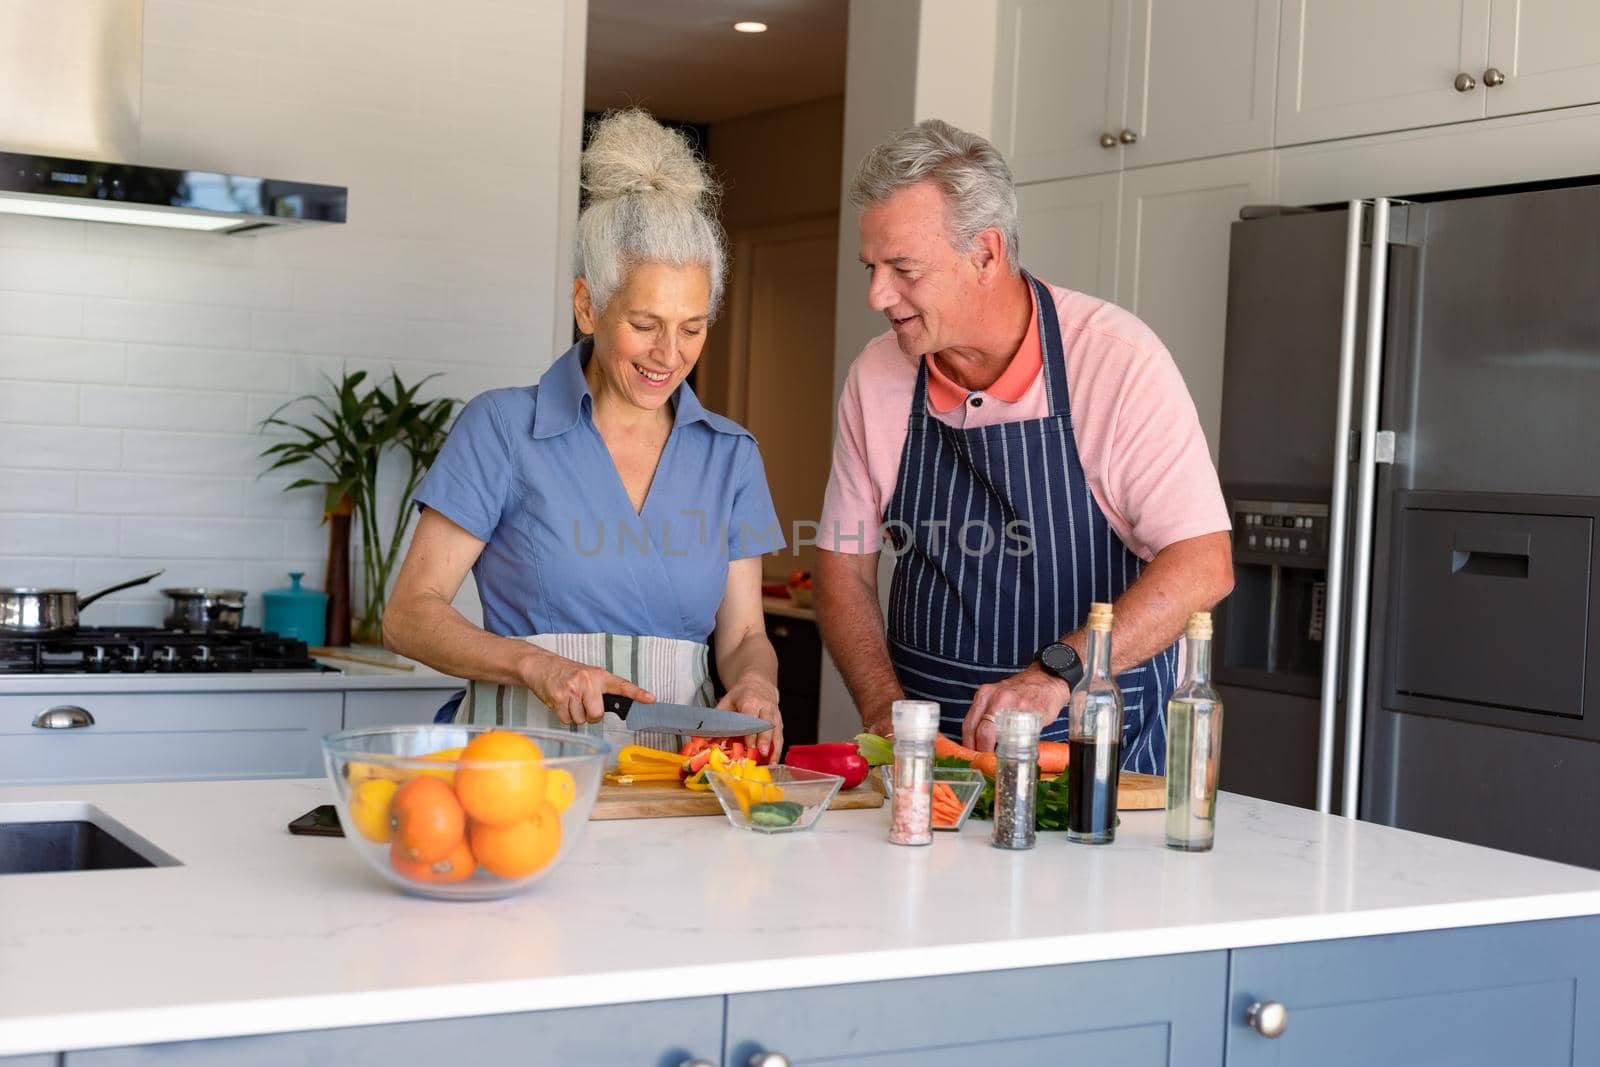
818,280,1230,559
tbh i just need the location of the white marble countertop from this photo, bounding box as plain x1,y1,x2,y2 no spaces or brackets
0,651,461,694
4,777,1600,1056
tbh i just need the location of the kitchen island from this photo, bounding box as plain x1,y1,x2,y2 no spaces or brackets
3,778,1599,1066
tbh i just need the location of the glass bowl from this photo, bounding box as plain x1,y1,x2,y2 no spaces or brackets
706,764,844,834
322,724,607,901
880,765,986,831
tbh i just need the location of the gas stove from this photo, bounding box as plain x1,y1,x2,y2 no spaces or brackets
0,627,330,674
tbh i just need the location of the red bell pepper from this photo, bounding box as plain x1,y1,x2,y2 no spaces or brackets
785,742,870,790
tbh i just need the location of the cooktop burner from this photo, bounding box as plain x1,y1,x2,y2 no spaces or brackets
0,627,330,674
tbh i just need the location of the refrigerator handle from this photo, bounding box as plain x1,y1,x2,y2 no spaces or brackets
1340,197,1393,818
1316,200,1366,815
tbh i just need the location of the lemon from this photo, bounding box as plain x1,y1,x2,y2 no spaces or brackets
350,778,399,843
544,769,577,813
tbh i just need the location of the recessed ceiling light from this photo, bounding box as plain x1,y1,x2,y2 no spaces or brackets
734,21,768,33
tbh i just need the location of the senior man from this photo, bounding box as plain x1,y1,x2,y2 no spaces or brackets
814,119,1233,773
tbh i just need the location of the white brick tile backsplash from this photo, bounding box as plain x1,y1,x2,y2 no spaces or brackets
0,557,79,587
0,216,86,252
280,0,420,32
401,319,538,367
0,250,128,297
80,386,251,433
126,261,294,310
85,220,259,266
419,1,547,43
0,337,125,384
446,285,540,328
144,42,263,93
122,431,270,475
0,471,77,513
243,559,331,599
0,291,84,337
77,474,245,517
126,344,291,392
240,476,325,521
85,299,253,349
143,0,303,56
121,516,284,560
459,42,553,90
3,515,120,558
284,519,336,559
75,557,244,591
0,381,79,425
291,272,449,320
0,426,122,471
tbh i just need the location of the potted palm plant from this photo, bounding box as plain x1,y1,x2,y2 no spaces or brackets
260,371,459,646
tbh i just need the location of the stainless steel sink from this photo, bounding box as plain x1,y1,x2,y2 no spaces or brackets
0,802,179,874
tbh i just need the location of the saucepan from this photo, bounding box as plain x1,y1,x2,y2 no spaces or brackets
161,588,247,632
0,570,166,635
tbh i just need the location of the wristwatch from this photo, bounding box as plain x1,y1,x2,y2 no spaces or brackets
1036,641,1084,689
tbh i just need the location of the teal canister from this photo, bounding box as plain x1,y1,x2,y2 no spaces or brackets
262,572,329,646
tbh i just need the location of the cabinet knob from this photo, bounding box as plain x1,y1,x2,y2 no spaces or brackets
747,1054,792,1067
1483,66,1506,87
1247,1000,1289,1038
1099,132,1117,148
1454,72,1477,92
1118,128,1138,145
33,705,95,729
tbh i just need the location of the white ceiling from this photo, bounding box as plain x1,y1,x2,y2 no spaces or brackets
585,0,848,125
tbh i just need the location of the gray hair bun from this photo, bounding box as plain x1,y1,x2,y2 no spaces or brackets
575,109,727,319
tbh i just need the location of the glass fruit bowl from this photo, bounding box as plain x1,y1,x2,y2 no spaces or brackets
879,765,986,831
706,764,844,834
322,724,607,901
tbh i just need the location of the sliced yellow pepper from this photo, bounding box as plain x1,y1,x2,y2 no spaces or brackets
616,744,687,777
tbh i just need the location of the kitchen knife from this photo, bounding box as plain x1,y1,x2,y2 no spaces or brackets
601,694,773,737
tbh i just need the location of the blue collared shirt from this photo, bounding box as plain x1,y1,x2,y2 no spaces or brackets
415,341,784,642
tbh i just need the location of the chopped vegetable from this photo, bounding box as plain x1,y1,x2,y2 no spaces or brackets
931,782,966,828
748,800,804,828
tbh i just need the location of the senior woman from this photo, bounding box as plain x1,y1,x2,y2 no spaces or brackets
384,109,785,758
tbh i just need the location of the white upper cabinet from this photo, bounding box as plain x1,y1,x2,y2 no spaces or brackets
1016,172,1123,301
1484,0,1600,115
995,0,1130,182
997,0,1278,182
1276,0,1491,145
1124,0,1280,167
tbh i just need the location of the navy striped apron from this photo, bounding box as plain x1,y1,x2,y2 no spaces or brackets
882,272,1178,774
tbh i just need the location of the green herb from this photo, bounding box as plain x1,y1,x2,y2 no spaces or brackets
935,755,1074,830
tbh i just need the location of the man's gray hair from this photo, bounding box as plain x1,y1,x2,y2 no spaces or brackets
574,109,728,319
849,118,1020,272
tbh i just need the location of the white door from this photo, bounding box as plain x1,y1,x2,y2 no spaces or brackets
1124,0,1279,168
994,0,1131,182
1484,0,1600,115
1015,172,1122,302
1276,0,1491,145
1116,152,1275,459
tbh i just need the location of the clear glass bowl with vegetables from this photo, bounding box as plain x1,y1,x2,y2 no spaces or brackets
707,764,844,833
880,765,986,831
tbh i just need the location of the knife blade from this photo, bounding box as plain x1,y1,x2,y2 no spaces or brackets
601,694,773,737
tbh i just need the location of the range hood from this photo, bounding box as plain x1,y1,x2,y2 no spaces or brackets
0,0,346,235
0,150,348,235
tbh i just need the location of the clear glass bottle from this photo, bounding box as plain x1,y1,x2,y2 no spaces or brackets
991,708,1042,850
1067,602,1122,845
1166,611,1224,851
888,700,939,846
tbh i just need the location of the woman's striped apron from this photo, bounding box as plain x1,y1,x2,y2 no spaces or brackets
882,272,1178,774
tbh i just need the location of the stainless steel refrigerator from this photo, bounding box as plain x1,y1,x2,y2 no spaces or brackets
1214,180,1600,869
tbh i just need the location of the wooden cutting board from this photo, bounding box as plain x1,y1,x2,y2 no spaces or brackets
590,780,885,821
1109,773,1166,810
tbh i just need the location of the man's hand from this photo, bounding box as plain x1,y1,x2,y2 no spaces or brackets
962,664,1072,752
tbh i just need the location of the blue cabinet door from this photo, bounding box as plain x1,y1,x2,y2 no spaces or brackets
725,952,1227,1066
63,996,723,1067
1226,916,1600,1066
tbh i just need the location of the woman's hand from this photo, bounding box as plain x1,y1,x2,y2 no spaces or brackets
521,651,654,725
717,675,783,760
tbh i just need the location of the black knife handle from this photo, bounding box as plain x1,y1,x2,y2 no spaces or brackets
601,693,633,719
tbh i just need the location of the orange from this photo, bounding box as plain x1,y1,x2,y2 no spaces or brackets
455,731,547,826
468,802,562,879
544,769,577,813
389,776,466,863
390,838,475,883
349,777,398,843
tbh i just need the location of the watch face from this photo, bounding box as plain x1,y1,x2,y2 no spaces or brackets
1041,642,1078,674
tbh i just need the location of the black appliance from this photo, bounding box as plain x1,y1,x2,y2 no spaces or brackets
1216,181,1600,869
0,627,329,674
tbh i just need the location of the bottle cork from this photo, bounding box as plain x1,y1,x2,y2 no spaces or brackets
1185,611,1213,639
1087,601,1113,632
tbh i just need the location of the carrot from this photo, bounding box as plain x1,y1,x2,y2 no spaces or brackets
934,733,980,762
970,752,998,778
931,782,960,807
1038,741,1070,775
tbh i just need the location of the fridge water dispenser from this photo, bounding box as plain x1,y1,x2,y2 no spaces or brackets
1216,500,1331,697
